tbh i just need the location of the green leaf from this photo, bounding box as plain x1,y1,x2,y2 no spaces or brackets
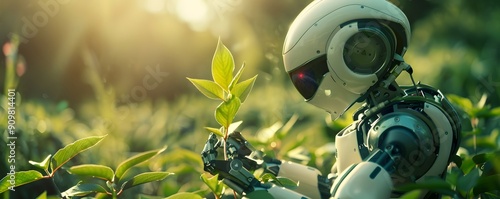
121,172,173,190
243,190,275,199
231,75,257,103
395,177,455,196
473,174,500,195
0,170,45,192
457,167,480,195
488,106,500,117
399,190,423,199
52,135,107,172
61,183,108,197
187,78,224,100
259,173,297,189
228,120,243,135
446,165,463,187
36,191,47,199
200,173,224,197
229,63,245,90
29,154,52,172
166,192,203,199
275,177,298,189
204,127,224,137
215,96,241,128
115,147,166,181
212,39,235,91
260,173,277,183
68,164,115,181
447,94,474,114
472,150,500,164
162,148,204,171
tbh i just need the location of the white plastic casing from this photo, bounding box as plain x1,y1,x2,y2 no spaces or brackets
334,123,363,173
277,161,323,199
283,0,410,119
331,162,393,199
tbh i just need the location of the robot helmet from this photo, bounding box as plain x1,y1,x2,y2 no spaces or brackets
283,0,411,119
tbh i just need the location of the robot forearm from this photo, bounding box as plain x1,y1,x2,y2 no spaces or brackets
265,160,331,199
202,132,332,198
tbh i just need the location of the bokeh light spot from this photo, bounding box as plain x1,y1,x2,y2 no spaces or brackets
175,0,211,31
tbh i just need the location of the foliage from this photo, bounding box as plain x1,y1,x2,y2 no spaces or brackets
187,38,259,198
0,134,171,198
188,38,257,141
186,39,304,198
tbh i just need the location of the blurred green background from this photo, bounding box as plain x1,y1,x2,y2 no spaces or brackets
0,0,499,198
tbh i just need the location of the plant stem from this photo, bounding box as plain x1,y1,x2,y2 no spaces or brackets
223,126,229,160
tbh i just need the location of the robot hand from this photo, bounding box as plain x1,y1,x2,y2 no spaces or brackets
201,132,331,198
201,132,265,194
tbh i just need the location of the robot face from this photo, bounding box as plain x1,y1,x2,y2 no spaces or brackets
287,21,397,119
288,55,329,100
283,0,411,119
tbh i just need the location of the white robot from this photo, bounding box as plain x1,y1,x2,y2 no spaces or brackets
201,0,461,198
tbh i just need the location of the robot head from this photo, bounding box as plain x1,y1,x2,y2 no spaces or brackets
283,0,411,119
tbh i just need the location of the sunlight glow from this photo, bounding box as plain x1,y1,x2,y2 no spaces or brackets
175,0,211,31
145,0,165,14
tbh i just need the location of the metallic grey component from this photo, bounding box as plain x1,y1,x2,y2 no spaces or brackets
343,28,392,75
367,111,437,185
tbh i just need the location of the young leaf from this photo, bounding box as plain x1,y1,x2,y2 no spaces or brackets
120,172,173,190
231,75,257,103
399,190,424,199
166,192,203,199
187,78,224,100
29,154,52,172
275,177,298,189
204,127,224,137
228,120,243,135
212,39,235,91
0,170,45,192
215,96,241,127
61,183,108,197
259,173,297,189
52,135,107,172
36,191,47,199
200,173,224,197
229,63,246,90
68,164,115,181
115,147,167,181
260,173,278,183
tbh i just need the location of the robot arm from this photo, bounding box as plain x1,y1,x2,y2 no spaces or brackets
201,132,332,199
200,130,406,199
331,150,395,199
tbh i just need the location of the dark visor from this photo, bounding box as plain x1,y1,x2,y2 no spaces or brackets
288,55,329,100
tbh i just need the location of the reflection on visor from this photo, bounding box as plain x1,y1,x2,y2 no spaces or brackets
288,55,329,100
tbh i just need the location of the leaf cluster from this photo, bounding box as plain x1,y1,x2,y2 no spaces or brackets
188,38,257,135
0,135,172,198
